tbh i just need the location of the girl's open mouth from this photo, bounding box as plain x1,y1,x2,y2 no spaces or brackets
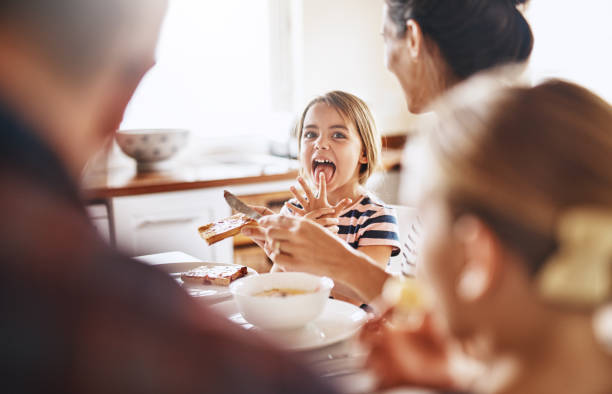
312,159,336,184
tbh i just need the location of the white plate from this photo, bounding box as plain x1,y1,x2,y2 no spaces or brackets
211,299,367,351
149,260,257,302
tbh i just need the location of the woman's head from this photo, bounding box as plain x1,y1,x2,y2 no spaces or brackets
296,91,381,194
415,78,612,343
383,0,533,113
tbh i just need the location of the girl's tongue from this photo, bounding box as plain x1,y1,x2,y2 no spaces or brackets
313,162,335,184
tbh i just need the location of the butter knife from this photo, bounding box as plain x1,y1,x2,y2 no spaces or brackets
223,190,262,220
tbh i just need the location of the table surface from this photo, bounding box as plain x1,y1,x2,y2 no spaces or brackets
136,251,434,394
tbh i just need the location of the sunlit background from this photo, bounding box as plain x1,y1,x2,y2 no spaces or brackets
120,0,612,155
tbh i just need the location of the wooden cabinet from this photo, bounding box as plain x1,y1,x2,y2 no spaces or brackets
110,180,294,263
112,187,231,261
86,203,112,245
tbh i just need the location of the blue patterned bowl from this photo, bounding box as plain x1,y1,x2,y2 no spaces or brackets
115,129,189,171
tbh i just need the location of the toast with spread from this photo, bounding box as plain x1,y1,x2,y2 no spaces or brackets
180,265,248,286
198,213,257,245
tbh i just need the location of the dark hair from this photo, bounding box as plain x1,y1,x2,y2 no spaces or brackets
386,0,533,79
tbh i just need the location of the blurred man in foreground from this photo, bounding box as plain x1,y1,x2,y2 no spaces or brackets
0,1,336,393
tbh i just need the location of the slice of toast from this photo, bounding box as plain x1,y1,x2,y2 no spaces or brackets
180,265,248,286
198,213,256,245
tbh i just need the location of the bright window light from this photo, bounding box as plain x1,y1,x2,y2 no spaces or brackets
120,1,287,139
527,0,612,103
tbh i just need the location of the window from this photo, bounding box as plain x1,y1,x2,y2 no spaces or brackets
120,1,293,145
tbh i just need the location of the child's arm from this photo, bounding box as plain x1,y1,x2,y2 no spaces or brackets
357,245,393,268
352,204,402,270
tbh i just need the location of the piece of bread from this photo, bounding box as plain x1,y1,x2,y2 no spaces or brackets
198,213,256,245
180,265,249,286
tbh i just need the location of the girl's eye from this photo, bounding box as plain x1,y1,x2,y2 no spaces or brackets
332,132,346,139
303,131,317,139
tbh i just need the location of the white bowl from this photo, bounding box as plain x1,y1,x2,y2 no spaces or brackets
230,272,334,330
115,128,189,172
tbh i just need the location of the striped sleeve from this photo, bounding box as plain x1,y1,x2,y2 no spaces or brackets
354,205,402,257
400,215,420,276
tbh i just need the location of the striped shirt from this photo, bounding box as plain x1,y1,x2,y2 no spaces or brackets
281,193,401,257
400,215,420,277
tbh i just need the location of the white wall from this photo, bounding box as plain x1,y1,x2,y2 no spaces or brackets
292,0,415,135
527,0,612,103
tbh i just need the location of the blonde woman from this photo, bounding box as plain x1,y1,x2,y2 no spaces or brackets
363,78,612,393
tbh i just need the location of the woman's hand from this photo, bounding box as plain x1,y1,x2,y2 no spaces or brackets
239,205,275,257
256,214,351,276
360,310,459,391
255,214,392,302
286,175,352,220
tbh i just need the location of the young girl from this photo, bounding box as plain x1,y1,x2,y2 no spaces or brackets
246,91,401,300
362,78,612,393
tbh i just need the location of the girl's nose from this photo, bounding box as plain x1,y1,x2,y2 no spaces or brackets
315,136,329,150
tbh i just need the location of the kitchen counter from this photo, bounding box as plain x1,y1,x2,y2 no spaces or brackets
81,149,404,201
81,153,300,200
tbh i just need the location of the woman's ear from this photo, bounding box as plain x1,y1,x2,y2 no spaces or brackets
453,215,503,303
405,19,424,59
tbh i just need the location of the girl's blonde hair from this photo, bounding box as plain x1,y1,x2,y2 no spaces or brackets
424,77,612,276
295,91,381,185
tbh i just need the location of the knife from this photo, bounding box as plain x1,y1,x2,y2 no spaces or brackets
223,190,262,220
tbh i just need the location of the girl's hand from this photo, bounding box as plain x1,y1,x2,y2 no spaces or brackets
304,207,340,233
286,174,352,219
360,311,459,391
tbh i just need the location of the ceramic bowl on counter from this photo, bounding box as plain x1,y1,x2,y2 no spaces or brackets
229,272,334,330
115,128,189,172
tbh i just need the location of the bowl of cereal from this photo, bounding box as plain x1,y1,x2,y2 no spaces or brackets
229,272,334,330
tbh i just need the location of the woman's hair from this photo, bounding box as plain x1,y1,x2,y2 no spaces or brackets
425,78,612,275
385,0,533,80
295,91,381,185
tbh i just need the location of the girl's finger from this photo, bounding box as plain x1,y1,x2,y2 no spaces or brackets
304,208,336,220
333,197,353,213
328,225,339,233
298,176,316,204
319,172,327,202
284,201,305,216
290,185,309,210
315,218,339,227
